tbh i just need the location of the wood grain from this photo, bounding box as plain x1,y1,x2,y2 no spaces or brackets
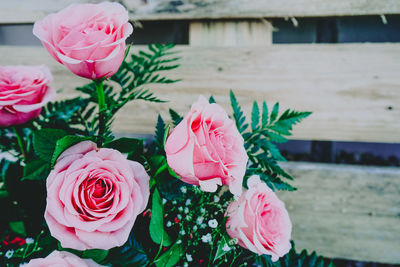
189,20,273,46
1,44,400,143
278,162,400,264
1,0,400,24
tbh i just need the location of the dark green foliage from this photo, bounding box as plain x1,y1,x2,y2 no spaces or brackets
149,188,172,246
169,109,183,127
230,90,311,191
107,231,149,266
75,44,180,143
257,242,335,267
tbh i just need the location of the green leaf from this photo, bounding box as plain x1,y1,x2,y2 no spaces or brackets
33,129,67,162
51,135,90,167
163,124,171,148
261,101,269,127
270,102,279,122
230,90,248,133
105,137,144,154
108,232,149,266
9,221,26,236
149,188,172,246
82,249,109,264
214,235,232,262
22,159,50,181
0,190,8,198
169,109,183,126
251,101,260,131
155,242,183,267
155,115,166,148
209,95,216,104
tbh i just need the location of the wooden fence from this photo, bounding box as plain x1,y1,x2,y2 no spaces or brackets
1,0,400,264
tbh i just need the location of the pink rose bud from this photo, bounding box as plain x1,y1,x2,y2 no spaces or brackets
0,65,55,127
165,96,248,196
33,2,133,80
226,175,292,261
23,250,104,267
45,141,150,250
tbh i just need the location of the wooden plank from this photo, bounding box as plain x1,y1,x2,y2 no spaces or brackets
189,20,273,46
1,44,400,143
277,162,400,264
1,0,400,24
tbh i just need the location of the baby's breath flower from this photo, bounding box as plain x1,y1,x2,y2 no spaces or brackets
166,221,172,227
25,237,34,244
201,233,212,243
193,225,198,231
180,187,187,193
196,216,204,225
222,244,231,252
200,208,206,214
5,250,14,259
172,200,177,205
178,207,183,212
179,229,186,235
184,207,189,214
162,198,167,205
185,199,191,206
208,219,218,228
177,214,182,220
214,196,220,202
186,253,193,262
177,240,182,244
200,223,207,229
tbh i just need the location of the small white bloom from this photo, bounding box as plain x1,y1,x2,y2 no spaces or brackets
180,187,187,193
179,229,186,235
184,207,189,214
196,216,204,225
178,206,183,212
200,223,207,229
176,239,182,244
166,221,172,227
185,199,191,206
183,263,189,267
177,214,182,220
200,208,206,214
172,200,177,205
162,198,167,205
25,238,34,244
208,219,218,228
186,253,193,262
214,196,220,202
5,250,14,259
201,233,212,243
222,244,231,252
228,238,238,245
193,225,198,231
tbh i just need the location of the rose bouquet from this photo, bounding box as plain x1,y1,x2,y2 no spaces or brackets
0,2,334,267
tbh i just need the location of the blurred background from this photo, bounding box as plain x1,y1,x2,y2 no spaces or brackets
1,0,399,266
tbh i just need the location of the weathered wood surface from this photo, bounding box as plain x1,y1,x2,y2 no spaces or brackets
1,0,400,24
278,162,400,264
189,20,273,46
1,44,400,143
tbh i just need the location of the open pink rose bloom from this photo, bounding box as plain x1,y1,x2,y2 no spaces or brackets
33,2,133,80
165,96,248,196
23,250,103,267
0,65,55,127
45,141,150,250
226,175,292,261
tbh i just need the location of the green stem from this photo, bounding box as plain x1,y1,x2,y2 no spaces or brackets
13,127,26,161
95,79,106,147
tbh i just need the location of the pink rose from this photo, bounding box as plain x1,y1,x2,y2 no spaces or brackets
45,141,149,250
23,250,103,267
33,2,133,80
165,96,248,195
0,65,55,127
226,175,292,261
